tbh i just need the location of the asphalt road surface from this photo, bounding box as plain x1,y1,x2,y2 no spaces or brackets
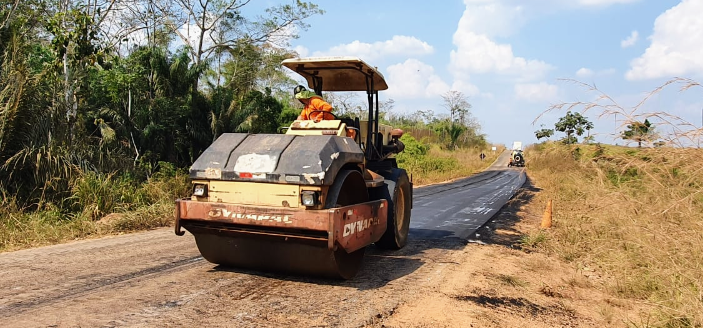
0,151,526,328
411,150,526,240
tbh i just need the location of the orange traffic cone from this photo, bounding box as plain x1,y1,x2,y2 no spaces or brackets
540,199,553,229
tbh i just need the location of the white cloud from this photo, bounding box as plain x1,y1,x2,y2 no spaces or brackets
449,29,554,82
293,45,309,58
514,82,559,103
576,67,616,78
626,0,703,80
385,59,451,99
620,30,639,48
578,0,640,6
312,35,434,61
458,0,526,38
449,2,554,83
174,23,215,53
450,80,481,98
576,68,594,77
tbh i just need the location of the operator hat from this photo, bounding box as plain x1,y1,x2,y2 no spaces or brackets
293,85,306,95
295,90,319,100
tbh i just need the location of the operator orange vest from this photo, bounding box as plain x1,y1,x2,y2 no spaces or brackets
299,96,335,121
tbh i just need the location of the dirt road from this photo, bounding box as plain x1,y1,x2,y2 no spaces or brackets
0,152,530,328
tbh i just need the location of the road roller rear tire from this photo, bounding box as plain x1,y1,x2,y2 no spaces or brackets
324,169,369,278
374,169,411,250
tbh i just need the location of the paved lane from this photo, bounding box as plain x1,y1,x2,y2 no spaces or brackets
410,150,526,239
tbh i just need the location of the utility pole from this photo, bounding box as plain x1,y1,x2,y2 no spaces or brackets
614,113,617,132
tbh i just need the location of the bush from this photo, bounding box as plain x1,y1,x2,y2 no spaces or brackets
68,162,190,221
1,164,192,251
399,134,429,156
70,172,141,220
139,168,191,204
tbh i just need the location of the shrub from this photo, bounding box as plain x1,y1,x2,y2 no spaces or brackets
70,172,136,220
399,134,429,156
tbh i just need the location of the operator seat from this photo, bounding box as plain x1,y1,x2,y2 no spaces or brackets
340,117,360,142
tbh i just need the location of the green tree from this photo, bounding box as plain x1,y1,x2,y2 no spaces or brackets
0,0,326,208
534,128,554,141
237,88,284,134
444,124,466,150
554,111,593,144
621,119,654,148
437,90,481,149
0,2,94,205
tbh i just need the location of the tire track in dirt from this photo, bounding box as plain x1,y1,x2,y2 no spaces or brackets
0,255,204,316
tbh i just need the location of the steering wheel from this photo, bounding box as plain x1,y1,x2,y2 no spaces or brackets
308,110,337,122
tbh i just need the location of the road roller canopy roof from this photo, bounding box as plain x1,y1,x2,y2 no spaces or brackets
282,57,388,92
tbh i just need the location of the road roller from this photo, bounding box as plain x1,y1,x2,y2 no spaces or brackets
175,57,412,279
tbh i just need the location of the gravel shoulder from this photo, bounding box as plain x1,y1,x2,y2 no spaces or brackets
368,179,644,328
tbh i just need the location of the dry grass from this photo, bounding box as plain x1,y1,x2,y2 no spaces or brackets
527,142,703,327
535,77,703,148
0,171,191,252
0,206,101,252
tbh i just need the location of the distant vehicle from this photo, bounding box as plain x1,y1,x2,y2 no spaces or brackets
508,149,525,167
511,141,522,151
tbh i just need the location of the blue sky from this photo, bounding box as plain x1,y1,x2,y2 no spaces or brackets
275,0,703,147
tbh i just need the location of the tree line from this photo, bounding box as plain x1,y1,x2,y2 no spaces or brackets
329,90,486,150
0,0,322,207
535,111,656,147
1,1,487,211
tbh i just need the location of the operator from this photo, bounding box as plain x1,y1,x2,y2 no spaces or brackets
294,85,335,121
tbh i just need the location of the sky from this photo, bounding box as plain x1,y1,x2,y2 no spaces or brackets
260,0,703,147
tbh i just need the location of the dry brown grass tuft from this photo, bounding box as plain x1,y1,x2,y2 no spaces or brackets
535,77,703,148
528,142,703,326
0,206,100,252
0,172,191,252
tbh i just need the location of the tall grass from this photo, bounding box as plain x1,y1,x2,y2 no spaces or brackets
528,142,703,327
0,166,191,252
0,201,100,252
536,77,703,148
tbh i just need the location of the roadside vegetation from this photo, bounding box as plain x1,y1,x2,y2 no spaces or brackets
396,134,500,186
524,78,703,326
525,142,703,326
0,164,190,251
0,136,496,252
0,2,492,251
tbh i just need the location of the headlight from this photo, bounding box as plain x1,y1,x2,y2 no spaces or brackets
301,190,318,206
193,184,207,197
